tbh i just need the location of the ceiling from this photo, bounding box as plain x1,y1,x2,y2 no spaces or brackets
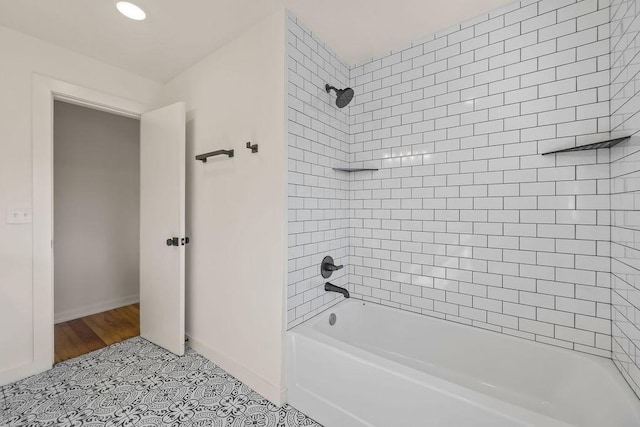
0,0,513,83
290,0,514,66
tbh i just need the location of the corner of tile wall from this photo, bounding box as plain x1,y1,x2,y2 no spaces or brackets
610,0,640,400
287,13,351,328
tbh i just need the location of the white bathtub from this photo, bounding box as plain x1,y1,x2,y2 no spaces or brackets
286,299,640,427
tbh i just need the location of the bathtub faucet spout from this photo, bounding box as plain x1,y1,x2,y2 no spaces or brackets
325,282,350,298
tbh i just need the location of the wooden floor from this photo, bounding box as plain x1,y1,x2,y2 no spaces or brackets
54,303,140,363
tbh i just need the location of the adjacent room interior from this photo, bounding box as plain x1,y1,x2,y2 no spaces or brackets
53,100,140,362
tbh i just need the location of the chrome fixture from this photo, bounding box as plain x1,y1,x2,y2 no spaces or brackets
325,282,349,298
321,255,343,278
329,313,337,325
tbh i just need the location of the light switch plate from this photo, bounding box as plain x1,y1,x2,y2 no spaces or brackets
7,209,32,224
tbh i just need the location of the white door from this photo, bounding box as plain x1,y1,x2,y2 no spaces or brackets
139,102,186,355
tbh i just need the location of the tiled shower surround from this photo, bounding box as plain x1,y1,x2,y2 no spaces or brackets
611,0,640,398
287,0,640,396
287,14,351,326
348,0,612,357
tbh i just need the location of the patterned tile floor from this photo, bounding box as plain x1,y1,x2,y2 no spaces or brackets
0,337,321,426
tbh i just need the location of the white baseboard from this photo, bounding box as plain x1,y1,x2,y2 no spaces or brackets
54,294,139,324
187,334,286,406
0,360,51,387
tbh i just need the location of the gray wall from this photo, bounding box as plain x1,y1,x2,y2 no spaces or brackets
54,101,140,322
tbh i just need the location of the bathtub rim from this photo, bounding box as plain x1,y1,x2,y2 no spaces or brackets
288,327,574,427
287,298,640,426
295,298,620,370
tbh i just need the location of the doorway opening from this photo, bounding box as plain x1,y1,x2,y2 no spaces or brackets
32,75,186,371
53,100,141,363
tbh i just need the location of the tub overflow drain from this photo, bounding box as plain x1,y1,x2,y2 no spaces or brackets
329,313,337,326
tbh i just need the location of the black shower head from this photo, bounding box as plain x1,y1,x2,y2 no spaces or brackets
325,84,354,108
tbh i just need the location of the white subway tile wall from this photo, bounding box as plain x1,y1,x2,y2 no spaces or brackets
611,0,640,399
287,1,640,398
287,14,351,327
348,0,612,358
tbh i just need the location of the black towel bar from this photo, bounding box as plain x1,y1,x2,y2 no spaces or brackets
196,149,234,162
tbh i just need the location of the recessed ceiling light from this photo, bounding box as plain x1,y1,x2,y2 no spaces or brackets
116,1,146,21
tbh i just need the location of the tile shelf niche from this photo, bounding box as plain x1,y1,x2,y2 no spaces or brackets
541,136,630,155
332,168,379,172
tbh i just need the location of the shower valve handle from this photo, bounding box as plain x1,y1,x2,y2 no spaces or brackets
321,255,344,278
